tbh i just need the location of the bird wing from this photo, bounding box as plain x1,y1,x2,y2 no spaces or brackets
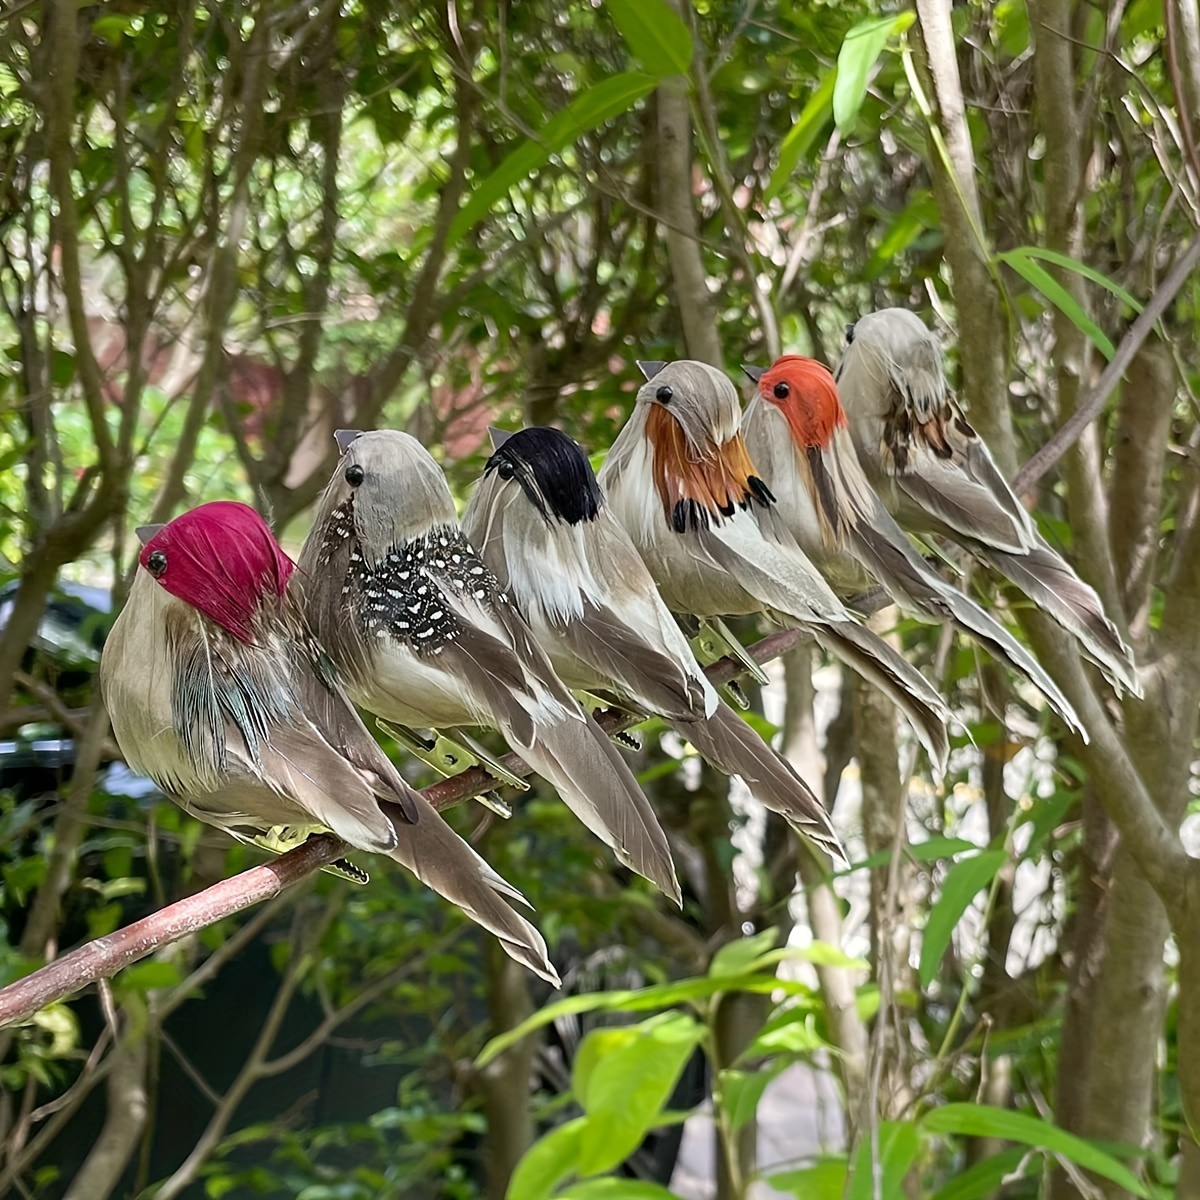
379,794,559,985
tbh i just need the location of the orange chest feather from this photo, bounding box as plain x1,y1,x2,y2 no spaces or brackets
646,405,774,533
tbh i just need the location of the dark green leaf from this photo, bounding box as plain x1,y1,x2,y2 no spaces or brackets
847,1120,920,1200
921,1105,1149,1196
996,250,1116,359
928,1146,1031,1200
719,1064,786,1133
605,0,693,75
558,1180,683,1200
919,850,1007,988
766,73,835,203
833,14,915,134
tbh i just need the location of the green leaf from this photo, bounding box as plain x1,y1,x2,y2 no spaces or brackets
448,73,657,248
709,928,779,977
576,1012,703,1176
558,1180,683,1200
768,1158,849,1199
766,73,835,203
833,13,915,134
741,1008,825,1059
841,836,978,874
928,1146,1031,1200
847,1121,920,1200
571,1027,640,1105
120,961,184,992
918,851,1007,988
996,249,1116,359
921,1105,1149,1196
719,1064,786,1133
505,1118,585,1200
1005,246,1144,314
478,973,809,1067
605,0,693,75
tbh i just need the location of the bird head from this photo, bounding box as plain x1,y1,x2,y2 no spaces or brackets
743,355,848,451
483,426,603,527
137,501,293,643
633,360,773,532
316,429,459,562
836,309,948,420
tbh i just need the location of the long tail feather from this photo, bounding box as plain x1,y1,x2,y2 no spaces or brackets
814,621,952,776
851,523,1086,736
520,715,682,906
382,798,560,986
985,545,1142,698
672,702,844,860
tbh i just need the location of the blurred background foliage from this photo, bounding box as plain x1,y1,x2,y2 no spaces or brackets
0,0,1198,1197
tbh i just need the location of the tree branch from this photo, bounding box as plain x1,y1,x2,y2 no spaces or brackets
0,629,807,1029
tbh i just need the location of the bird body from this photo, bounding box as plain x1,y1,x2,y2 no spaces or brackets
835,309,1140,695
297,430,680,904
100,501,558,983
743,356,1084,736
462,426,845,858
598,360,953,775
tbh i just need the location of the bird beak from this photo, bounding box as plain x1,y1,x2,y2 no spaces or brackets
135,524,165,546
488,426,514,450
844,322,856,344
740,364,765,383
636,360,667,381
334,429,363,454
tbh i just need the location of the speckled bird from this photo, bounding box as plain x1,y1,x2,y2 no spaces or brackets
100,501,558,983
297,429,681,904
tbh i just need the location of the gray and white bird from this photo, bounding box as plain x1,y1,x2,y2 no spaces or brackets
296,430,681,904
597,359,954,776
834,308,1140,696
99,500,558,983
462,425,845,860
741,354,1085,737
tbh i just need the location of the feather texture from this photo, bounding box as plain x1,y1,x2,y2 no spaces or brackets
835,309,1140,696
102,504,558,985
298,430,681,905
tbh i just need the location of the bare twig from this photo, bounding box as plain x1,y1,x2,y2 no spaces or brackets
1012,233,1200,493
0,629,808,1029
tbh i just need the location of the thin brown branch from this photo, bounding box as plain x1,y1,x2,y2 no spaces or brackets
0,628,807,1029
1012,233,1200,493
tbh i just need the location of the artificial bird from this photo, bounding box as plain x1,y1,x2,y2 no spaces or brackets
742,354,1084,736
462,424,845,859
597,359,953,775
833,308,1139,696
296,429,681,904
99,500,558,983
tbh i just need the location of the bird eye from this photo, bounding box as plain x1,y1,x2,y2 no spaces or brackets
844,322,856,344
496,459,515,481
147,550,167,577
344,464,365,487
773,381,790,400
655,385,673,404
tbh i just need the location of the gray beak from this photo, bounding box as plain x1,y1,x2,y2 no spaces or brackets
636,360,667,381
334,429,363,454
488,426,514,451
135,524,166,546
741,364,765,383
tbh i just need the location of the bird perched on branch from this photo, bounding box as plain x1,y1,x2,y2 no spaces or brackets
297,429,680,904
742,355,1085,736
100,501,558,983
597,359,953,775
462,425,845,860
833,308,1140,696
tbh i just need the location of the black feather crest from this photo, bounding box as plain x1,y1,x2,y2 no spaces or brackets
485,427,603,526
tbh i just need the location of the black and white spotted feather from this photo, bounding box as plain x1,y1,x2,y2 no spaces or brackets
297,428,681,904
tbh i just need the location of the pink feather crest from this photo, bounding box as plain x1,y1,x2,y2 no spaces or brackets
139,501,295,642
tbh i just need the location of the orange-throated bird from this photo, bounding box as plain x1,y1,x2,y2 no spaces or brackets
742,354,1084,736
597,359,953,776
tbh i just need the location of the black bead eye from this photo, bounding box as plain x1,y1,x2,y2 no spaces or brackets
773,381,790,400
344,463,365,487
845,322,856,344
146,550,167,577
655,385,673,404
496,459,515,480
